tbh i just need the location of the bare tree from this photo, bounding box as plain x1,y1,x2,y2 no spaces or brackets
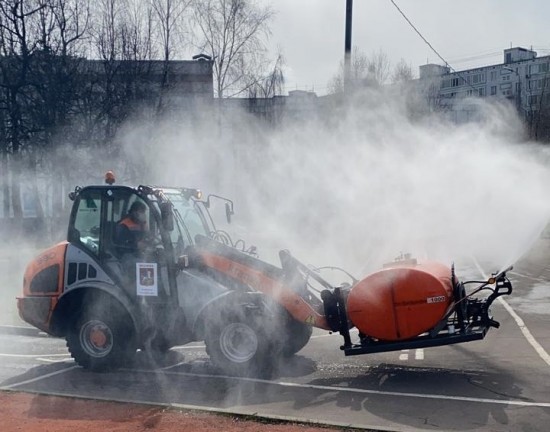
328,47,367,94
151,0,192,113
33,0,90,222
192,0,274,98
89,0,133,141
152,0,191,63
366,49,391,87
391,58,415,84
92,0,124,61
248,51,284,99
0,0,45,223
120,0,155,61
328,47,391,94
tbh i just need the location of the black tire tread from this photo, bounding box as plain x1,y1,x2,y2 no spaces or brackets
66,303,134,371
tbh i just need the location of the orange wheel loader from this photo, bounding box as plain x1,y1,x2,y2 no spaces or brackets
17,173,512,376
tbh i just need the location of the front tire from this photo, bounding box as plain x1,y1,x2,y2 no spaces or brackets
282,319,313,357
66,305,135,371
205,310,275,377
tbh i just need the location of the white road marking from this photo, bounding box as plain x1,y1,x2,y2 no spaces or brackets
172,345,206,350
399,349,424,361
126,367,550,408
497,296,550,367
473,258,550,367
36,358,72,363
160,361,188,371
1,365,78,389
509,271,547,283
0,353,71,358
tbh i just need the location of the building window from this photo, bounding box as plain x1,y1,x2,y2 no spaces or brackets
539,63,549,73
528,80,542,90
491,86,497,95
529,95,538,105
471,73,485,84
478,88,485,96
490,71,497,81
451,78,460,87
506,53,512,63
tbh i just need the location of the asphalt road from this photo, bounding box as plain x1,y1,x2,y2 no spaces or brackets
1,240,550,432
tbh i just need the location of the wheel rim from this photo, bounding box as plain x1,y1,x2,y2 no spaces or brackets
219,322,258,363
80,320,114,358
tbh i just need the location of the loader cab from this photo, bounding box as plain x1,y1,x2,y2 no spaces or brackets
68,187,157,258
67,186,170,293
67,185,215,293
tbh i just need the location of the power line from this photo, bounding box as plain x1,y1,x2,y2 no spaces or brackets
448,51,501,64
388,0,448,68
388,0,478,92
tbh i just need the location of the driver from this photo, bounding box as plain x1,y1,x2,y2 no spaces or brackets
115,201,148,256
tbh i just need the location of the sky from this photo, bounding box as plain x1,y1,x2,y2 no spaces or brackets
267,0,550,95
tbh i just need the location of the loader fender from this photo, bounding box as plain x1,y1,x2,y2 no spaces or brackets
50,284,140,338
192,291,275,340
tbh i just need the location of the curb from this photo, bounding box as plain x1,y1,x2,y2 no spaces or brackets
0,325,43,337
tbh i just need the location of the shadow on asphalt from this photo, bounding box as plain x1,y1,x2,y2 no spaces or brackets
300,363,533,431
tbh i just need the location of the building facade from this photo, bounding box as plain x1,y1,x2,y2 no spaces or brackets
419,47,550,123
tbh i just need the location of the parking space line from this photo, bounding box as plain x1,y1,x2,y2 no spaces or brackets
473,258,550,368
509,271,547,283
37,358,72,363
1,365,78,389
497,296,550,367
172,344,205,350
160,361,188,371
0,353,71,358
124,367,550,408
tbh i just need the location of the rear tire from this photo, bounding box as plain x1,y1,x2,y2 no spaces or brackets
66,305,135,371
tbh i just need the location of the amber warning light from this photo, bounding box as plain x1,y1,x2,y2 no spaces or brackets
105,171,116,185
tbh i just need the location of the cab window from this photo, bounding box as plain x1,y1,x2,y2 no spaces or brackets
73,191,102,255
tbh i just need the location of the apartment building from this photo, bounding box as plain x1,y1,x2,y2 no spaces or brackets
419,47,550,122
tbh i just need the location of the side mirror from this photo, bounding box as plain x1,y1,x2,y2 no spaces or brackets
160,202,174,232
225,202,234,224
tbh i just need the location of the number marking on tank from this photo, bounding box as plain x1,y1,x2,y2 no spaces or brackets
427,296,446,304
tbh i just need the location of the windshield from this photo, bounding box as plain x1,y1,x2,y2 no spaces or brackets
164,192,209,248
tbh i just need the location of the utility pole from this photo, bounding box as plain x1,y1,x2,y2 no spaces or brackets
344,0,353,93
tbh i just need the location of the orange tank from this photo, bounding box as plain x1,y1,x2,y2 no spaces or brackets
346,261,453,341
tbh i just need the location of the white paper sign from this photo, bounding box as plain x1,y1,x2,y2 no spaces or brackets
136,262,158,296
